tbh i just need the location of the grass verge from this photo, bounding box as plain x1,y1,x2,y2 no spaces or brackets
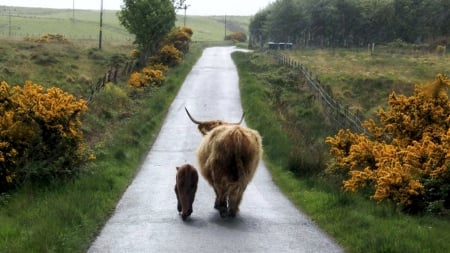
233,50,450,253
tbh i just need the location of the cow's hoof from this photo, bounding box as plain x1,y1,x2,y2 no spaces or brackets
214,203,226,210
228,208,238,217
218,207,228,218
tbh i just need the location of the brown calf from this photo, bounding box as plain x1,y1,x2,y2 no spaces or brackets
174,164,198,221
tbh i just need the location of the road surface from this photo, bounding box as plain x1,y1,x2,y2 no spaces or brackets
88,47,344,253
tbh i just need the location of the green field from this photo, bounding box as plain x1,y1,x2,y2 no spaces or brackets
0,7,250,41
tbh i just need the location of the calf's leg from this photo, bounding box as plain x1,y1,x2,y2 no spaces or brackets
175,185,181,212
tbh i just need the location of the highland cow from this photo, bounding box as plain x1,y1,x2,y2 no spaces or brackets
185,108,262,217
174,164,198,221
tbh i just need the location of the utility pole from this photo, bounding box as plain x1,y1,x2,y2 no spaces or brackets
183,4,190,26
176,4,190,27
224,15,227,40
99,0,103,49
8,8,12,36
7,7,15,37
72,0,75,22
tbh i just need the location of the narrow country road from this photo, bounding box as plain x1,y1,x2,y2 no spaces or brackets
88,47,344,253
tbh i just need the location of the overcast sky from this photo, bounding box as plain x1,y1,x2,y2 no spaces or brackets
1,0,274,16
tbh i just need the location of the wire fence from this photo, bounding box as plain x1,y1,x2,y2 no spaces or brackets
269,51,367,134
86,60,135,104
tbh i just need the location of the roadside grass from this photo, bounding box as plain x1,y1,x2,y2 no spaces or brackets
233,51,450,253
286,48,450,118
0,42,204,253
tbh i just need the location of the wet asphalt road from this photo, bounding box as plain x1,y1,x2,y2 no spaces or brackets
88,47,344,253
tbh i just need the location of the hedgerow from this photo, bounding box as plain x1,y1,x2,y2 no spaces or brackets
326,74,450,214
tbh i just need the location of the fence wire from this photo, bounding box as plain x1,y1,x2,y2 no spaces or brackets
269,51,367,134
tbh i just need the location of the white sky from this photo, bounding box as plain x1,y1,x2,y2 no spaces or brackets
1,0,274,16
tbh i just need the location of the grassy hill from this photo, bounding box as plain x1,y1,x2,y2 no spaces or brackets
0,7,250,41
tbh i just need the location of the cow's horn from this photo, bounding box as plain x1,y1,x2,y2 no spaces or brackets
233,112,245,125
185,107,202,124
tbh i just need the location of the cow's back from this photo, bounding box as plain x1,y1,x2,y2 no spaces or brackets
197,125,262,185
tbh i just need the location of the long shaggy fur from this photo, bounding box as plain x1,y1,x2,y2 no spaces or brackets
175,164,198,221
197,124,262,217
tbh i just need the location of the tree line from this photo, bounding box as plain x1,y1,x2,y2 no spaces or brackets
249,0,450,48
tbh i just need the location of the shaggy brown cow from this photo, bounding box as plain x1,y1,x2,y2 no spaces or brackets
185,108,262,217
174,164,198,221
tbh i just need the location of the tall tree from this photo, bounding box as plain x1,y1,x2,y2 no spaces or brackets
118,0,176,66
266,0,303,43
249,9,270,48
393,0,425,42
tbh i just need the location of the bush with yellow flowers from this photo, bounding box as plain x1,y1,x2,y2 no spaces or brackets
225,32,247,43
150,27,193,67
162,27,193,54
149,44,183,67
127,65,166,89
0,81,88,192
127,27,192,92
24,33,70,43
326,74,450,214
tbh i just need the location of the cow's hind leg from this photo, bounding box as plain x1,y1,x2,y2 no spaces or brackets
213,184,228,217
228,184,246,217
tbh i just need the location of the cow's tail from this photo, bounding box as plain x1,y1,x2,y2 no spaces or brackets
229,127,257,182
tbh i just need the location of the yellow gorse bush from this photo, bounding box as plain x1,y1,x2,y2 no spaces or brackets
326,74,450,213
127,67,165,88
149,44,183,67
24,33,70,43
163,27,193,54
0,81,88,192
